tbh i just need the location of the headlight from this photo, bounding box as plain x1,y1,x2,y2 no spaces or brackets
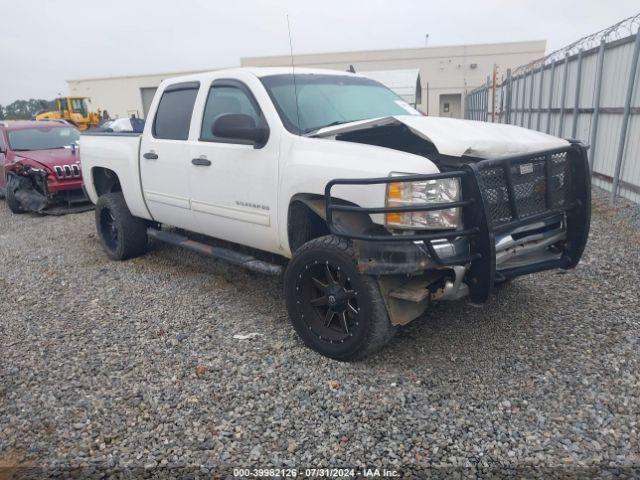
385,173,461,230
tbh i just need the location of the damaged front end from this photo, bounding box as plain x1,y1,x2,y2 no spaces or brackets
324,142,591,326
7,163,91,215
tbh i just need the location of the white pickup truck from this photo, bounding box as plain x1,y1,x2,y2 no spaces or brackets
80,67,590,360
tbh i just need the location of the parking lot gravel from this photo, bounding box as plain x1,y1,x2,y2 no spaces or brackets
1,188,639,478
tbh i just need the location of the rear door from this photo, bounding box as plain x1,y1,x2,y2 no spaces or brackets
140,81,201,231
188,79,280,253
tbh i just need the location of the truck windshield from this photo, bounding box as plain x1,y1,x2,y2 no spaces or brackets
260,74,421,135
8,127,80,151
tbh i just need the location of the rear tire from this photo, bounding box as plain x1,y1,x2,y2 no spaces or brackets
6,176,26,214
284,235,396,360
95,192,148,260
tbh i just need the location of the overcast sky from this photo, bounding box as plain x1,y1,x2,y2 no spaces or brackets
1,0,638,104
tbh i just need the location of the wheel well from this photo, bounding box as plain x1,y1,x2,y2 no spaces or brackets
287,196,330,253
287,194,377,253
92,167,122,196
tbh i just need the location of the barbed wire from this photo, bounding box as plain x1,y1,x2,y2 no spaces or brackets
512,12,640,76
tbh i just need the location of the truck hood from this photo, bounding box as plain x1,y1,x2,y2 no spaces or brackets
15,148,81,171
307,115,570,158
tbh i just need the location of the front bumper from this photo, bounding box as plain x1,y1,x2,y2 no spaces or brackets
324,141,591,304
9,169,91,214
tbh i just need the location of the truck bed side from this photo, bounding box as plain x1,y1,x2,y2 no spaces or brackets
80,132,152,221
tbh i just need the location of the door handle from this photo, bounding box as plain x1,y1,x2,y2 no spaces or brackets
143,152,158,160
191,157,212,166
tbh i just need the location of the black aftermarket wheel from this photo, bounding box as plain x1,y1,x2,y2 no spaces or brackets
284,235,396,360
95,192,148,261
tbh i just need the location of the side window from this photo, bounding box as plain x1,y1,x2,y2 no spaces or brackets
153,83,199,140
59,98,69,112
200,84,262,142
71,98,86,115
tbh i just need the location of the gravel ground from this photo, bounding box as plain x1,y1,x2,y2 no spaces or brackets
593,188,640,231
1,188,639,478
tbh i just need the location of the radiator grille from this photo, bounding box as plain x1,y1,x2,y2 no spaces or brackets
549,152,571,208
510,155,547,218
478,151,571,226
54,164,82,179
478,167,512,225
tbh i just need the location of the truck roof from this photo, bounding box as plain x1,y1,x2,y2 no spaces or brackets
159,66,364,86
240,67,358,78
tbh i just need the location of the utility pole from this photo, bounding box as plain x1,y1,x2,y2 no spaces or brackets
425,34,429,47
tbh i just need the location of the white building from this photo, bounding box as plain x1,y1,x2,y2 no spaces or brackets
67,40,545,120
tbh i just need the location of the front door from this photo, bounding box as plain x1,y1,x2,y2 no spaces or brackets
189,79,280,253
140,81,200,232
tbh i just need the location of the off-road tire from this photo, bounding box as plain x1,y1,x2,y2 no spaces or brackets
95,192,148,261
284,235,396,360
6,176,26,214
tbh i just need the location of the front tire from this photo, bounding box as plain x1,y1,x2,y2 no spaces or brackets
6,176,26,214
95,192,148,260
284,235,396,360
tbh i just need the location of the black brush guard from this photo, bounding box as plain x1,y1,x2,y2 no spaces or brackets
324,142,591,303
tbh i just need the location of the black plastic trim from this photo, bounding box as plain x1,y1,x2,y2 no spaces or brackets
164,81,201,93
191,158,212,166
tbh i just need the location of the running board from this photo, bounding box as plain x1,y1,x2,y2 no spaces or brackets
147,228,283,276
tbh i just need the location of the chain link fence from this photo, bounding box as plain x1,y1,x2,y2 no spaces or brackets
464,13,640,204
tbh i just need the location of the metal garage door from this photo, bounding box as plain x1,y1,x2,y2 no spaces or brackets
140,87,157,119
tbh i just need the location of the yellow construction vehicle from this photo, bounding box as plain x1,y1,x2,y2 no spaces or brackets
35,97,100,131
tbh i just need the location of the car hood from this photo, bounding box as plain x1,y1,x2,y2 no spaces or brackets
307,115,570,158
16,148,81,170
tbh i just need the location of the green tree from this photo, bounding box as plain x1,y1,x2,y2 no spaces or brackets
3,98,50,120
0,105,4,120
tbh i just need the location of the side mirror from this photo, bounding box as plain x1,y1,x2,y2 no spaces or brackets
211,113,268,147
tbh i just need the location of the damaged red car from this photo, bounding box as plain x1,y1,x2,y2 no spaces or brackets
0,121,91,214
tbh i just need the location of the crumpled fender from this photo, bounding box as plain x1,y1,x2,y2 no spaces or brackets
7,173,49,213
